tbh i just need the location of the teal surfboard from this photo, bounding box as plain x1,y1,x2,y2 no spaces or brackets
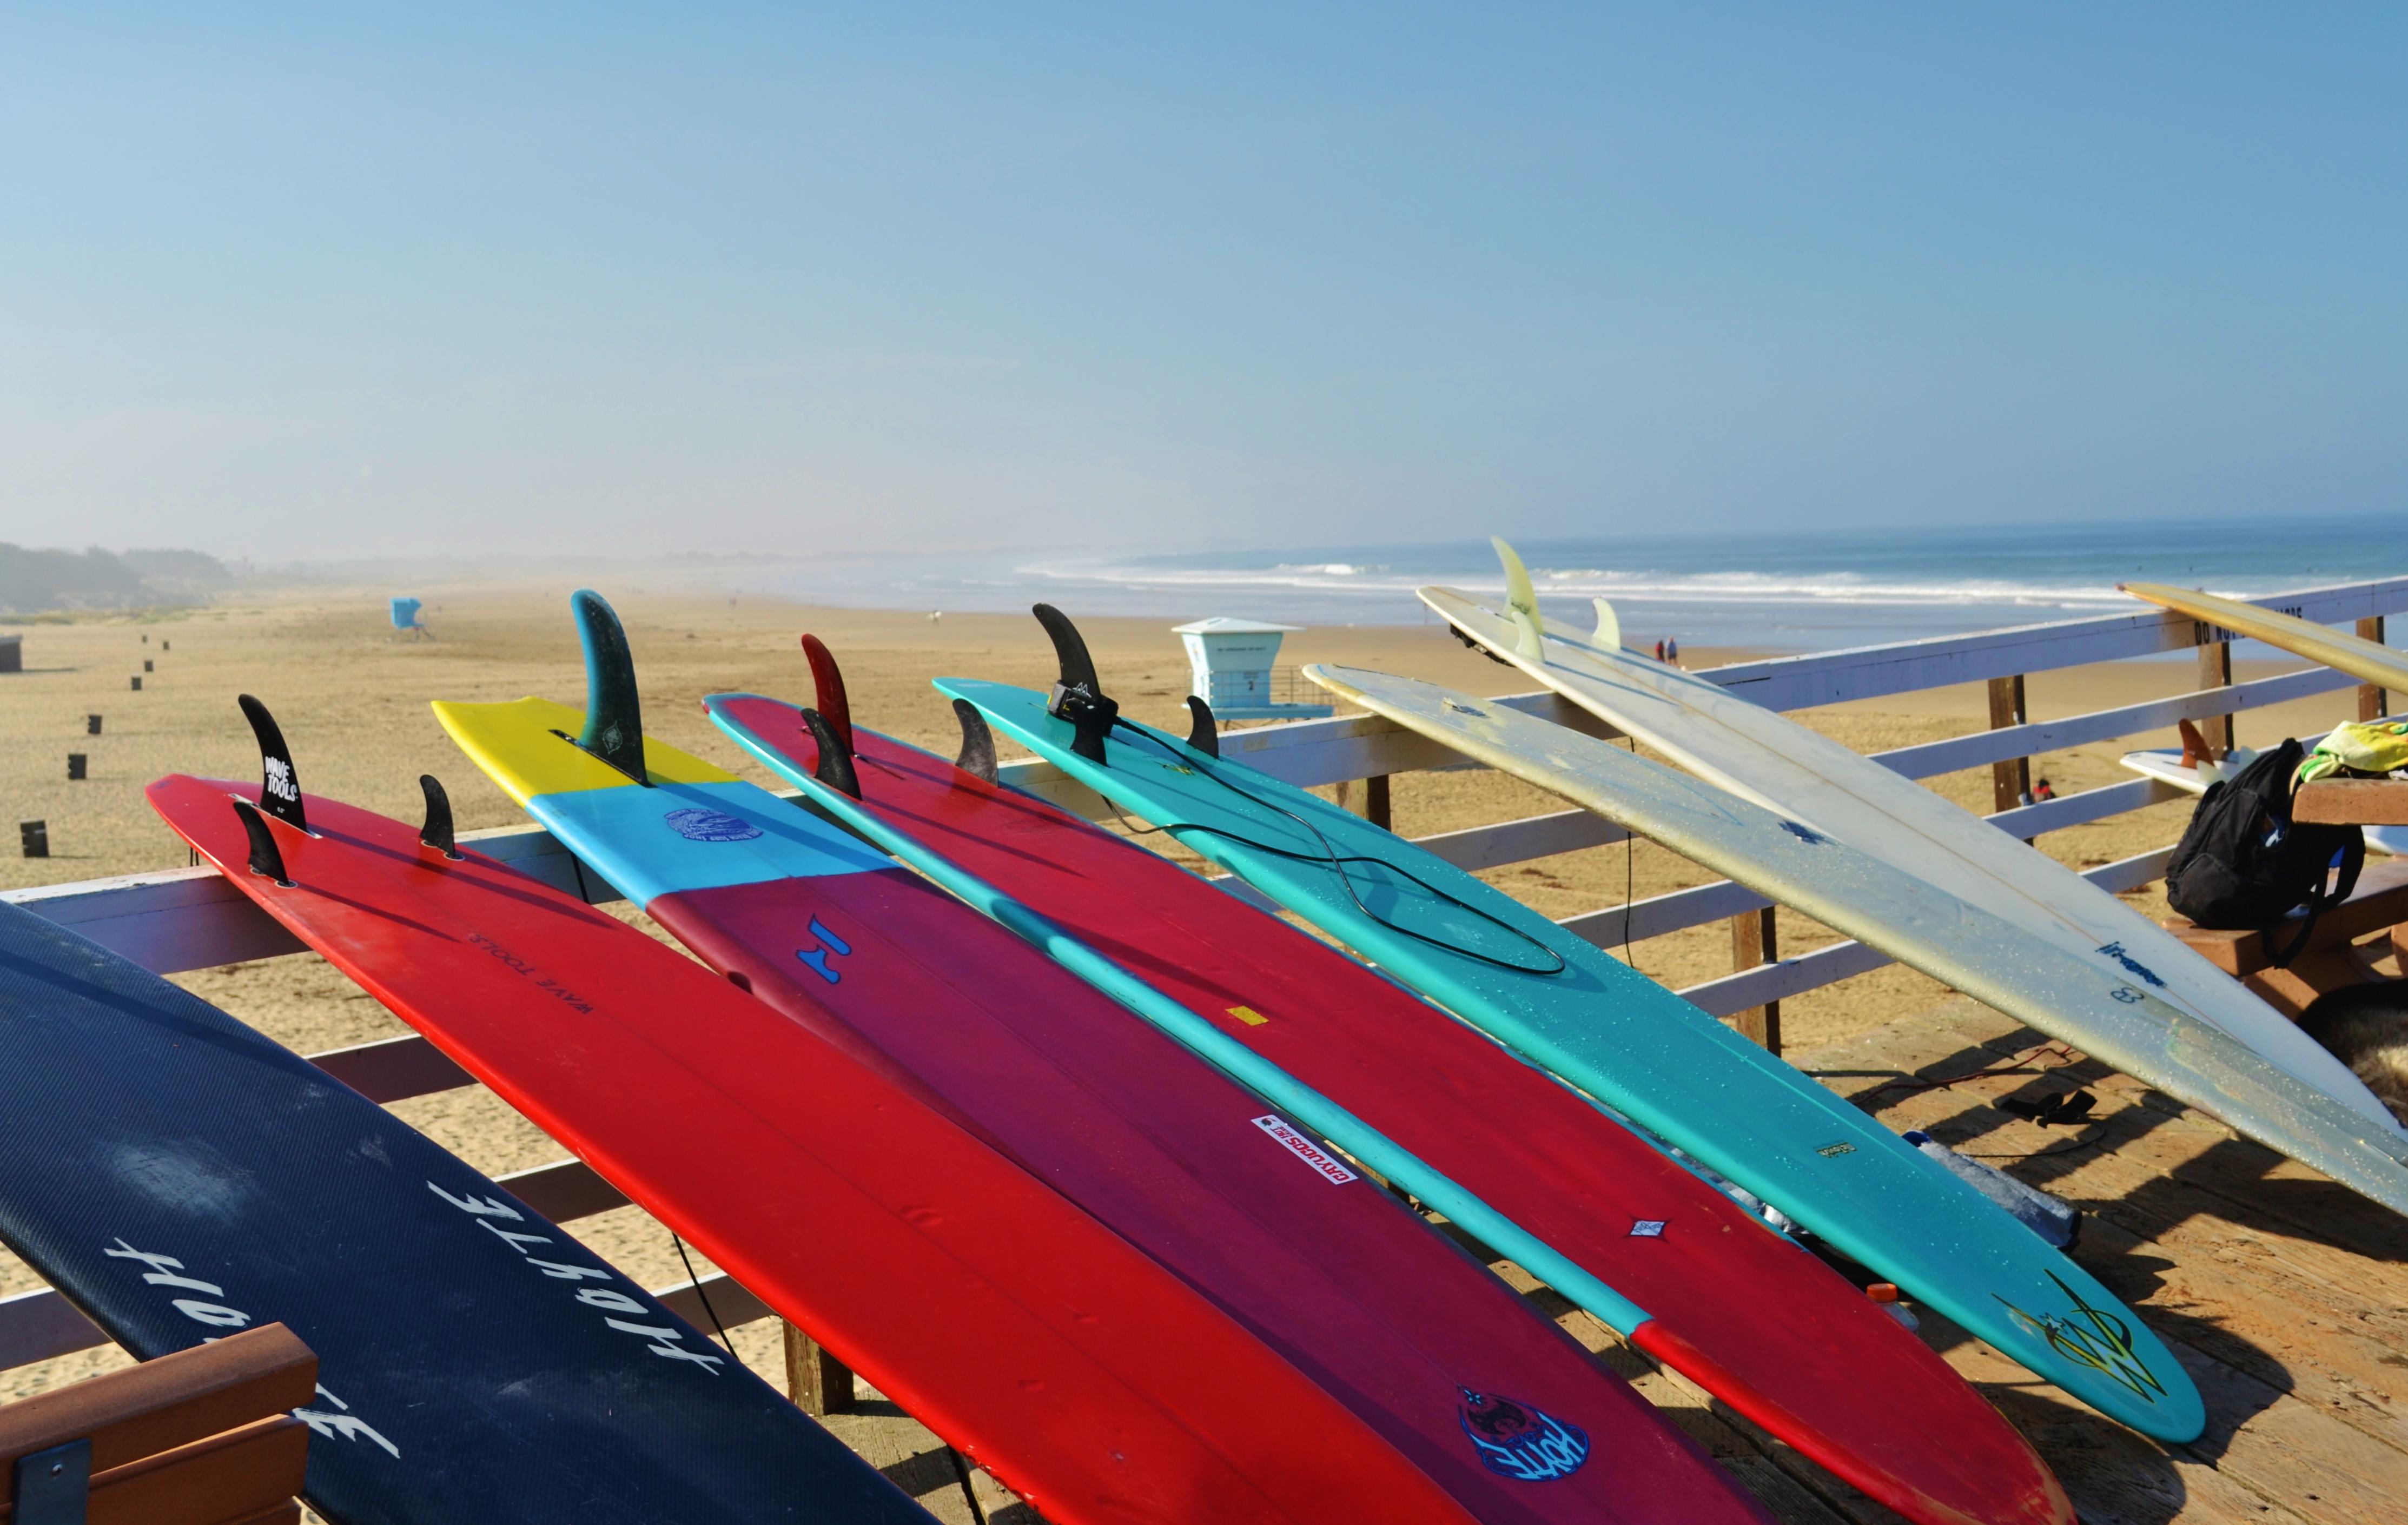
942,671,2206,1444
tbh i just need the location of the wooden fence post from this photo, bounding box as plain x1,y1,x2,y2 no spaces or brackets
1728,907,1781,1055
2197,626,2235,757
783,1323,856,1416
2359,617,2390,721
1337,776,1392,830
1986,675,2030,812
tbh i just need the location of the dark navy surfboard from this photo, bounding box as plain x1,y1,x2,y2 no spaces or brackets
0,898,930,1525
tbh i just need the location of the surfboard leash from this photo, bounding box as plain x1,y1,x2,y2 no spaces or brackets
668,1231,746,1371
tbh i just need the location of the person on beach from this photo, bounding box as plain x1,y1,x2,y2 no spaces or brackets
1654,639,1666,661
1667,636,1680,666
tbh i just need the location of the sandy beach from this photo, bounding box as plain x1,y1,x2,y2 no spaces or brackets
0,583,2380,1425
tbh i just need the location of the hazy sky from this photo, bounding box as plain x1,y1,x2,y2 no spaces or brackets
5,6,2403,561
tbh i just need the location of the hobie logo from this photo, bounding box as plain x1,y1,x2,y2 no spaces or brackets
664,807,762,844
1457,1389,1590,1482
797,917,851,984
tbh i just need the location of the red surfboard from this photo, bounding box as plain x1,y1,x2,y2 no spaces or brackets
703,642,2073,1525
147,759,1485,1525
432,591,1778,1525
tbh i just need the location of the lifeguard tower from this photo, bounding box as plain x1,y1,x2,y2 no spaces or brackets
389,597,433,642
1173,618,1332,720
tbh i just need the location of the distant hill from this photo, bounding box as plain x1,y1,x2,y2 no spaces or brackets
0,544,232,615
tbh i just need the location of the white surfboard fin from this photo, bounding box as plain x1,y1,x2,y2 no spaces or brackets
1590,598,1622,652
1490,538,1546,662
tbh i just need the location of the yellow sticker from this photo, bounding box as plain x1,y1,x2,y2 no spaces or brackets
1227,1005,1269,1027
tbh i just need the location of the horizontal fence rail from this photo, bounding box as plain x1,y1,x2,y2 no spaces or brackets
3,578,2403,1378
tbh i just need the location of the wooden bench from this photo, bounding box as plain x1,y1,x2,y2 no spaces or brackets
2294,775,2408,826
1,1324,315,1525
2162,854,2408,1017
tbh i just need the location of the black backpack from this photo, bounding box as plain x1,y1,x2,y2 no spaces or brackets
2165,738,2364,966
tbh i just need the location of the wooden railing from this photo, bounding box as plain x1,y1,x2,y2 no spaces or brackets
4,576,2405,1391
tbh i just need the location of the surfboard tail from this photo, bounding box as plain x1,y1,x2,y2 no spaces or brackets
570,590,649,784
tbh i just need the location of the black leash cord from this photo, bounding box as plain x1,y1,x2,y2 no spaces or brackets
670,1231,745,1368
1104,720,1567,976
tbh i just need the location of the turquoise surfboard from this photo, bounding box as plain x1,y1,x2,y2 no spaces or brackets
941,671,2206,1444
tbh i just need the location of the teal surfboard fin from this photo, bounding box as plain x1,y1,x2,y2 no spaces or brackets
1490,538,1547,661
570,589,650,785
1591,598,1622,652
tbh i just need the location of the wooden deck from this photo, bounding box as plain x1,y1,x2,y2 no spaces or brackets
815,994,2407,1525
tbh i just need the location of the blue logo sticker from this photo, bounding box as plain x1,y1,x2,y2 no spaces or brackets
1458,1389,1589,1482
797,917,852,985
664,807,763,844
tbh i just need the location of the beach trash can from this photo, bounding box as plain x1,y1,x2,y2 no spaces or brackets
67,754,85,781
0,634,20,673
20,820,48,858
87,714,101,735
130,675,142,692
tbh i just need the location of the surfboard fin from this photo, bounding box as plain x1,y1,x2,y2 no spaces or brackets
1591,598,1622,652
801,635,856,760
952,699,1000,784
570,590,651,785
801,708,863,799
1033,604,1120,765
1490,538,1547,661
418,775,464,859
230,796,294,886
238,694,307,833
1185,696,1221,759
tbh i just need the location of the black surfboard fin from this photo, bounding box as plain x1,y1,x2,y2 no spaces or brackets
800,634,856,760
1033,604,1119,765
230,796,294,886
419,775,464,859
800,708,862,799
1184,696,1221,759
237,694,307,833
571,589,650,785
952,699,999,784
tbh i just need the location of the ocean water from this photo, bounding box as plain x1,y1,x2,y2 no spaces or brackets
771,515,2407,653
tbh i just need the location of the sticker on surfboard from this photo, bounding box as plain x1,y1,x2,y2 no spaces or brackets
1251,1115,1358,1184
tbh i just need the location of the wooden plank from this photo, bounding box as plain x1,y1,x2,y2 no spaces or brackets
309,1033,473,1104
651,1272,773,1335
2197,629,2237,759
2357,617,2389,721
0,1324,313,1475
783,1323,857,1418
0,1288,109,1371
1988,674,2031,813
2294,778,2408,827
1679,937,1893,1018
1559,876,1771,949
2162,856,2408,974
1727,907,1781,1053
63,1413,309,1525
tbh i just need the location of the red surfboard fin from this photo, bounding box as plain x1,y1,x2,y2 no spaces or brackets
237,694,307,833
1185,697,1221,759
1034,604,1119,764
230,796,294,886
800,709,862,799
800,635,856,759
418,775,464,860
951,699,1000,784
570,590,651,785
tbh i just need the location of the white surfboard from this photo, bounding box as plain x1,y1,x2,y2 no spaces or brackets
2120,745,2408,858
1307,662,2408,1215
1420,541,2405,1137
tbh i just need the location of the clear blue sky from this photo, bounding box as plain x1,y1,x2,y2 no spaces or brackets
5,6,2402,560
